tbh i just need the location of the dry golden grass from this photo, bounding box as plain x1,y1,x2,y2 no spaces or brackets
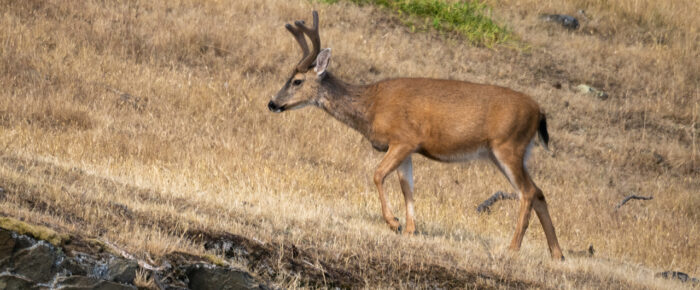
0,0,697,288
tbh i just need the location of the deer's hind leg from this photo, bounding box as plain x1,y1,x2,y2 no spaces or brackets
397,156,415,235
491,144,564,260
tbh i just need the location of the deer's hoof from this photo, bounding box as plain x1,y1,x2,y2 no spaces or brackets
387,217,401,233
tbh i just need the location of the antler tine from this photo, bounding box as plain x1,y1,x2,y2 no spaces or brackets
293,11,321,72
285,23,310,66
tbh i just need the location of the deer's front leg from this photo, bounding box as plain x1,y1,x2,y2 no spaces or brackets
373,144,415,233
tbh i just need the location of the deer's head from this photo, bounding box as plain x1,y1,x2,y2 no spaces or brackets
268,11,331,113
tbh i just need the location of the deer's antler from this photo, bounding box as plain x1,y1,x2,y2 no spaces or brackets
286,11,320,72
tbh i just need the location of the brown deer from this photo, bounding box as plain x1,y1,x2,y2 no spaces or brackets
268,11,564,260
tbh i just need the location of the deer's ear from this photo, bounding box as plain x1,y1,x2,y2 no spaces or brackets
315,48,331,76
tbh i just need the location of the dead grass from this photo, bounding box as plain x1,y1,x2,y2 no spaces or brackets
0,0,697,288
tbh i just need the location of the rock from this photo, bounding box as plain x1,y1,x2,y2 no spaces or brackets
187,264,265,290
106,257,138,284
576,84,608,100
58,255,90,276
0,229,16,266
653,152,665,165
540,14,579,29
0,273,37,290
12,241,58,283
11,234,35,252
55,275,137,290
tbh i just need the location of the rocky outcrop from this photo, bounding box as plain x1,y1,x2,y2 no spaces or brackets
0,226,268,289
106,258,138,284
0,273,36,290
187,264,264,290
54,276,135,290
11,241,59,283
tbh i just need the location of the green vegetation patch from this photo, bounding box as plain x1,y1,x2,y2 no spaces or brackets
0,217,70,246
203,253,228,267
319,0,510,46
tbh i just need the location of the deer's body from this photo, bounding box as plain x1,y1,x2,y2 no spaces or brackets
269,11,564,260
322,76,542,158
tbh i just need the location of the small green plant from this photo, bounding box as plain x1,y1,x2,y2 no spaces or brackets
317,0,510,46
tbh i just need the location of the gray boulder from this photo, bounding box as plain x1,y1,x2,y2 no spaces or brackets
12,241,58,283
187,264,265,290
106,257,138,284
0,229,15,267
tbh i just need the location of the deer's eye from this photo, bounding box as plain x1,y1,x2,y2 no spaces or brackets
293,79,303,86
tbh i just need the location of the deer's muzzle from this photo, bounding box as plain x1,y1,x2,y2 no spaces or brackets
268,101,285,113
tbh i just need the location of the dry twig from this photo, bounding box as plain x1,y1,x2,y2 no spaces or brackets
615,195,653,210
100,239,169,272
476,191,518,213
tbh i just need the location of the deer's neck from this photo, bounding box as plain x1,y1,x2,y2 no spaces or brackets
316,73,372,138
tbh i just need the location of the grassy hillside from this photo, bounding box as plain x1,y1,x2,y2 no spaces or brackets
0,0,697,288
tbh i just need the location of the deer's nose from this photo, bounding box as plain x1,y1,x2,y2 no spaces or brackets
268,101,282,113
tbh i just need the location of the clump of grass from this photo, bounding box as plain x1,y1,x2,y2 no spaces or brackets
319,0,510,46
134,268,159,290
203,253,228,267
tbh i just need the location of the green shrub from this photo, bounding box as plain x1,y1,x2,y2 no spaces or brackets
318,0,510,46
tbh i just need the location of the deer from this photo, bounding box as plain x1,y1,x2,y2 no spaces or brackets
267,11,564,260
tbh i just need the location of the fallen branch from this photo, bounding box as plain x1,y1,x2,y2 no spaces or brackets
655,271,700,284
615,195,653,210
100,239,170,272
476,191,518,214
